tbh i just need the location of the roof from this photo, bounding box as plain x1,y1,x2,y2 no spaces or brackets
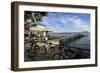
29,25,57,32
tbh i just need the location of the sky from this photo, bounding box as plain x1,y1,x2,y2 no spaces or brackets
42,12,90,32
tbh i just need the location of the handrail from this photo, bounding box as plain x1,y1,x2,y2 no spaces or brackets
64,45,90,51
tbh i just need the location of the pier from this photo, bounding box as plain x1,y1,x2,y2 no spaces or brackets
48,33,86,46
24,32,89,61
59,33,86,46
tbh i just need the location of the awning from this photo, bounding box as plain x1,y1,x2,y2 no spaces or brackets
29,26,57,32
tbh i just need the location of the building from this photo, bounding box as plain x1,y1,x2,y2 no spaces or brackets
29,24,57,47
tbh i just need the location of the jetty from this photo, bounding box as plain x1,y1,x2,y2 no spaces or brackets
59,33,85,45
48,33,86,46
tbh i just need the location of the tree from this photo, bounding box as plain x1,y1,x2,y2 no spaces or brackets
24,11,48,24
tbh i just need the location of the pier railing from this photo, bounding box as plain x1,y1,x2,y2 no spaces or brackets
62,45,90,59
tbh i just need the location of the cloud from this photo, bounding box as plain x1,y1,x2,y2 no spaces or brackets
42,12,90,32
65,16,90,32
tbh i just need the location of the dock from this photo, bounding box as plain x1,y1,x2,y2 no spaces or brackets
24,32,89,61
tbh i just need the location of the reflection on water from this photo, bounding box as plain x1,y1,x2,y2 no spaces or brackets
66,33,90,58
48,32,90,58
67,33,90,49
48,32,90,50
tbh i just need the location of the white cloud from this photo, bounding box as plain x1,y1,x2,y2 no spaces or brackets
42,13,90,32
66,16,90,32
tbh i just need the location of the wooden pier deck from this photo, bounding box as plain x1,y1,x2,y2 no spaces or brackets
25,44,90,61
61,34,85,41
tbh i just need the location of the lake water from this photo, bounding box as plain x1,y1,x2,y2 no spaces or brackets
67,33,90,50
48,32,90,50
48,32,90,58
